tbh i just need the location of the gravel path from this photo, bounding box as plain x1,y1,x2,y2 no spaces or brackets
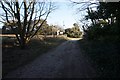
5,40,98,78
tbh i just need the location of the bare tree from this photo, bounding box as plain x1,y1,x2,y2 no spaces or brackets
0,0,56,49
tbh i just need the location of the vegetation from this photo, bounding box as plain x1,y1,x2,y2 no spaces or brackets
65,23,82,38
0,1,65,77
0,0,56,49
1,0,120,78
79,39,120,78
2,35,67,77
72,1,120,78
38,23,64,36
82,2,120,41
71,1,120,41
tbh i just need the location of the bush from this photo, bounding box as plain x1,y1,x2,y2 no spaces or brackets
79,40,120,77
84,23,120,41
65,27,82,38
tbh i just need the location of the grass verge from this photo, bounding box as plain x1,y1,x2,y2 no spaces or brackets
2,35,67,77
79,39,120,78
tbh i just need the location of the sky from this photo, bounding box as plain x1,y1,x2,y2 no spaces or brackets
46,1,99,29
47,2,80,29
0,0,88,29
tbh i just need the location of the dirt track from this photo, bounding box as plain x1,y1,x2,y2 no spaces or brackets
4,39,98,78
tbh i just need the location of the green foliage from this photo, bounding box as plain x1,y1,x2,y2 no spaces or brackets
77,2,120,78
85,23,120,41
65,24,82,38
38,24,63,35
83,2,120,41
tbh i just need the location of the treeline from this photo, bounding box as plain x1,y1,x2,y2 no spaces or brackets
2,19,64,35
83,2,120,41
79,2,120,77
65,23,82,38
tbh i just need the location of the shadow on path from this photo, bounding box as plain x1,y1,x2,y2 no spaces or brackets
5,39,98,78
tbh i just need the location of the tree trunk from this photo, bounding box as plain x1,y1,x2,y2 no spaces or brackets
91,19,95,25
20,36,26,49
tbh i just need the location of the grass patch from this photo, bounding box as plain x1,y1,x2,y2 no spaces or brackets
2,35,67,77
79,39,120,78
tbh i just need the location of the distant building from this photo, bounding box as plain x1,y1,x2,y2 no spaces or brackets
59,32,64,35
56,30,64,35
